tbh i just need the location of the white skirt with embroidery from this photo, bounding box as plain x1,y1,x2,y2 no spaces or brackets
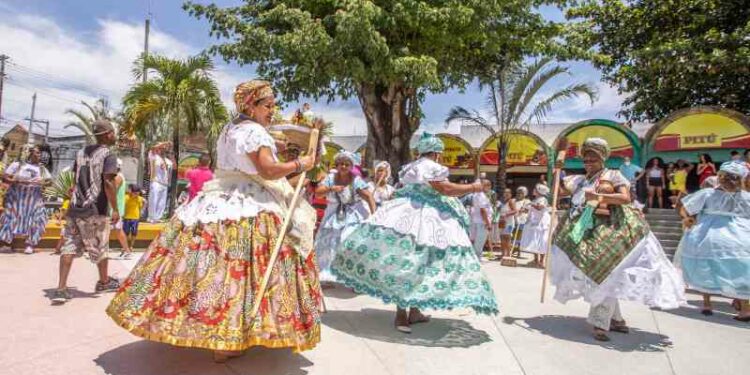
550,231,686,309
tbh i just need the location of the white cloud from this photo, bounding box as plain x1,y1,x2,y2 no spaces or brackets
0,11,198,136
0,8,370,139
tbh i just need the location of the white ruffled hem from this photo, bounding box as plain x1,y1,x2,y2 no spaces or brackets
550,232,686,309
175,181,283,226
366,197,473,249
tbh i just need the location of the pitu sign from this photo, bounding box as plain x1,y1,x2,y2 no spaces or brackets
653,113,750,151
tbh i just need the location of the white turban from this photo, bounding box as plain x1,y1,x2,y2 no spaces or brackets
534,183,550,197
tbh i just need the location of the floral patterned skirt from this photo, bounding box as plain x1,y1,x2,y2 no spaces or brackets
331,186,498,315
106,212,323,352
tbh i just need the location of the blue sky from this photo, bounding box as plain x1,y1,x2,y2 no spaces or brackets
0,0,625,138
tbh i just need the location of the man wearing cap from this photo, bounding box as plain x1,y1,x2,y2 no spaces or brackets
52,119,120,303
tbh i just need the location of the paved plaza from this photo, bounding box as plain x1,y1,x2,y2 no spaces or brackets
0,251,747,375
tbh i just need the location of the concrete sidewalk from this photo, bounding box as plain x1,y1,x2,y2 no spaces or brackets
0,251,746,375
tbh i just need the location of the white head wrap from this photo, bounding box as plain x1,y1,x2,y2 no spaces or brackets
516,186,528,196
720,161,749,179
534,183,550,197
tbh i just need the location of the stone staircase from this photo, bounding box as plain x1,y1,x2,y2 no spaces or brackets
644,208,683,259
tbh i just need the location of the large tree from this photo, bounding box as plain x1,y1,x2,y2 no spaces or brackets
447,58,596,192
123,54,228,213
185,0,562,171
566,0,750,121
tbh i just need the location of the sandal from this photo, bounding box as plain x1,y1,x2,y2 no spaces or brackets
609,320,630,334
733,315,750,323
408,313,431,325
593,329,610,342
701,309,713,316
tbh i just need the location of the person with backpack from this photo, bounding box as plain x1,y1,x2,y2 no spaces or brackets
52,120,121,304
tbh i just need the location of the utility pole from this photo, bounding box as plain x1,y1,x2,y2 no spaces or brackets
28,92,36,143
24,117,49,144
0,54,7,122
136,14,151,184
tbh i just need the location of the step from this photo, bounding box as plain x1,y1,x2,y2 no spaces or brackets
657,239,681,248
646,208,677,214
647,219,682,226
645,213,681,220
651,231,683,241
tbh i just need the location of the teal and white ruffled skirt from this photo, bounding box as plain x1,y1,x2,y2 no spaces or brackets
331,184,498,315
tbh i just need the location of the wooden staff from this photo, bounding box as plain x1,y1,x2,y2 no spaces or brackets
249,127,320,321
540,138,568,303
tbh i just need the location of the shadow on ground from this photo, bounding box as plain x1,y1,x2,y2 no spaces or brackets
323,308,491,348
321,283,359,300
42,287,100,304
502,315,673,352
655,299,749,329
95,340,313,375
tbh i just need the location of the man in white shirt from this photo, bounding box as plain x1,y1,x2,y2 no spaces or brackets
148,144,173,222
468,180,493,258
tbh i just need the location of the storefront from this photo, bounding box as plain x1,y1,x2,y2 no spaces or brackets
644,106,750,164
554,119,641,171
436,133,476,180
478,130,551,189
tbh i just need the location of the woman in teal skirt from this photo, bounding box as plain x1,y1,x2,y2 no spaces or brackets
331,133,498,333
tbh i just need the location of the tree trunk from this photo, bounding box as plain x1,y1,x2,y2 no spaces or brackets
357,83,419,179
495,138,508,196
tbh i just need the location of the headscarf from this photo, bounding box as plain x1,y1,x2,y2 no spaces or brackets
416,132,444,155
534,183,550,197
581,137,610,161
374,161,392,185
700,176,719,189
334,151,361,166
233,80,274,114
516,186,528,196
719,161,749,179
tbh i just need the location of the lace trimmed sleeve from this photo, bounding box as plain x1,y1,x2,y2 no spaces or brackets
235,123,277,155
353,176,369,191
421,160,450,182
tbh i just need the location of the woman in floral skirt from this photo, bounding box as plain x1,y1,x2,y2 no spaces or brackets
332,133,498,333
107,80,323,362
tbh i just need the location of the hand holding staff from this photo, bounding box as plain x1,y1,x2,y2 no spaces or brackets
540,137,569,303
249,123,321,322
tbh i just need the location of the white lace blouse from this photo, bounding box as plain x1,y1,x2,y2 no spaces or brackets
216,120,277,175
398,157,449,185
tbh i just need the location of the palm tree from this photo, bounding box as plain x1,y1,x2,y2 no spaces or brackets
64,99,114,144
446,58,598,193
122,53,228,213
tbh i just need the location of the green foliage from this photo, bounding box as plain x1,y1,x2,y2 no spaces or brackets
44,170,75,200
447,58,596,191
123,53,228,211
64,99,117,145
566,0,750,121
185,0,561,101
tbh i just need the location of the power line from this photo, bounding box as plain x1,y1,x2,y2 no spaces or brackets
6,79,92,105
6,61,115,98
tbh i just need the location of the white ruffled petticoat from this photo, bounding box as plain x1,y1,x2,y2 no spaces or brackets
550,231,686,309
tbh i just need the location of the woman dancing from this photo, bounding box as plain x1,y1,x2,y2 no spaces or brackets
107,80,323,361
314,151,376,283
550,138,685,342
331,133,498,333
677,162,749,321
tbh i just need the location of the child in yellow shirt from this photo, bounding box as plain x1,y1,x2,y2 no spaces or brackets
123,185,146,251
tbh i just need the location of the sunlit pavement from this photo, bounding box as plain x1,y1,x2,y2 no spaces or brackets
0,250,747,375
